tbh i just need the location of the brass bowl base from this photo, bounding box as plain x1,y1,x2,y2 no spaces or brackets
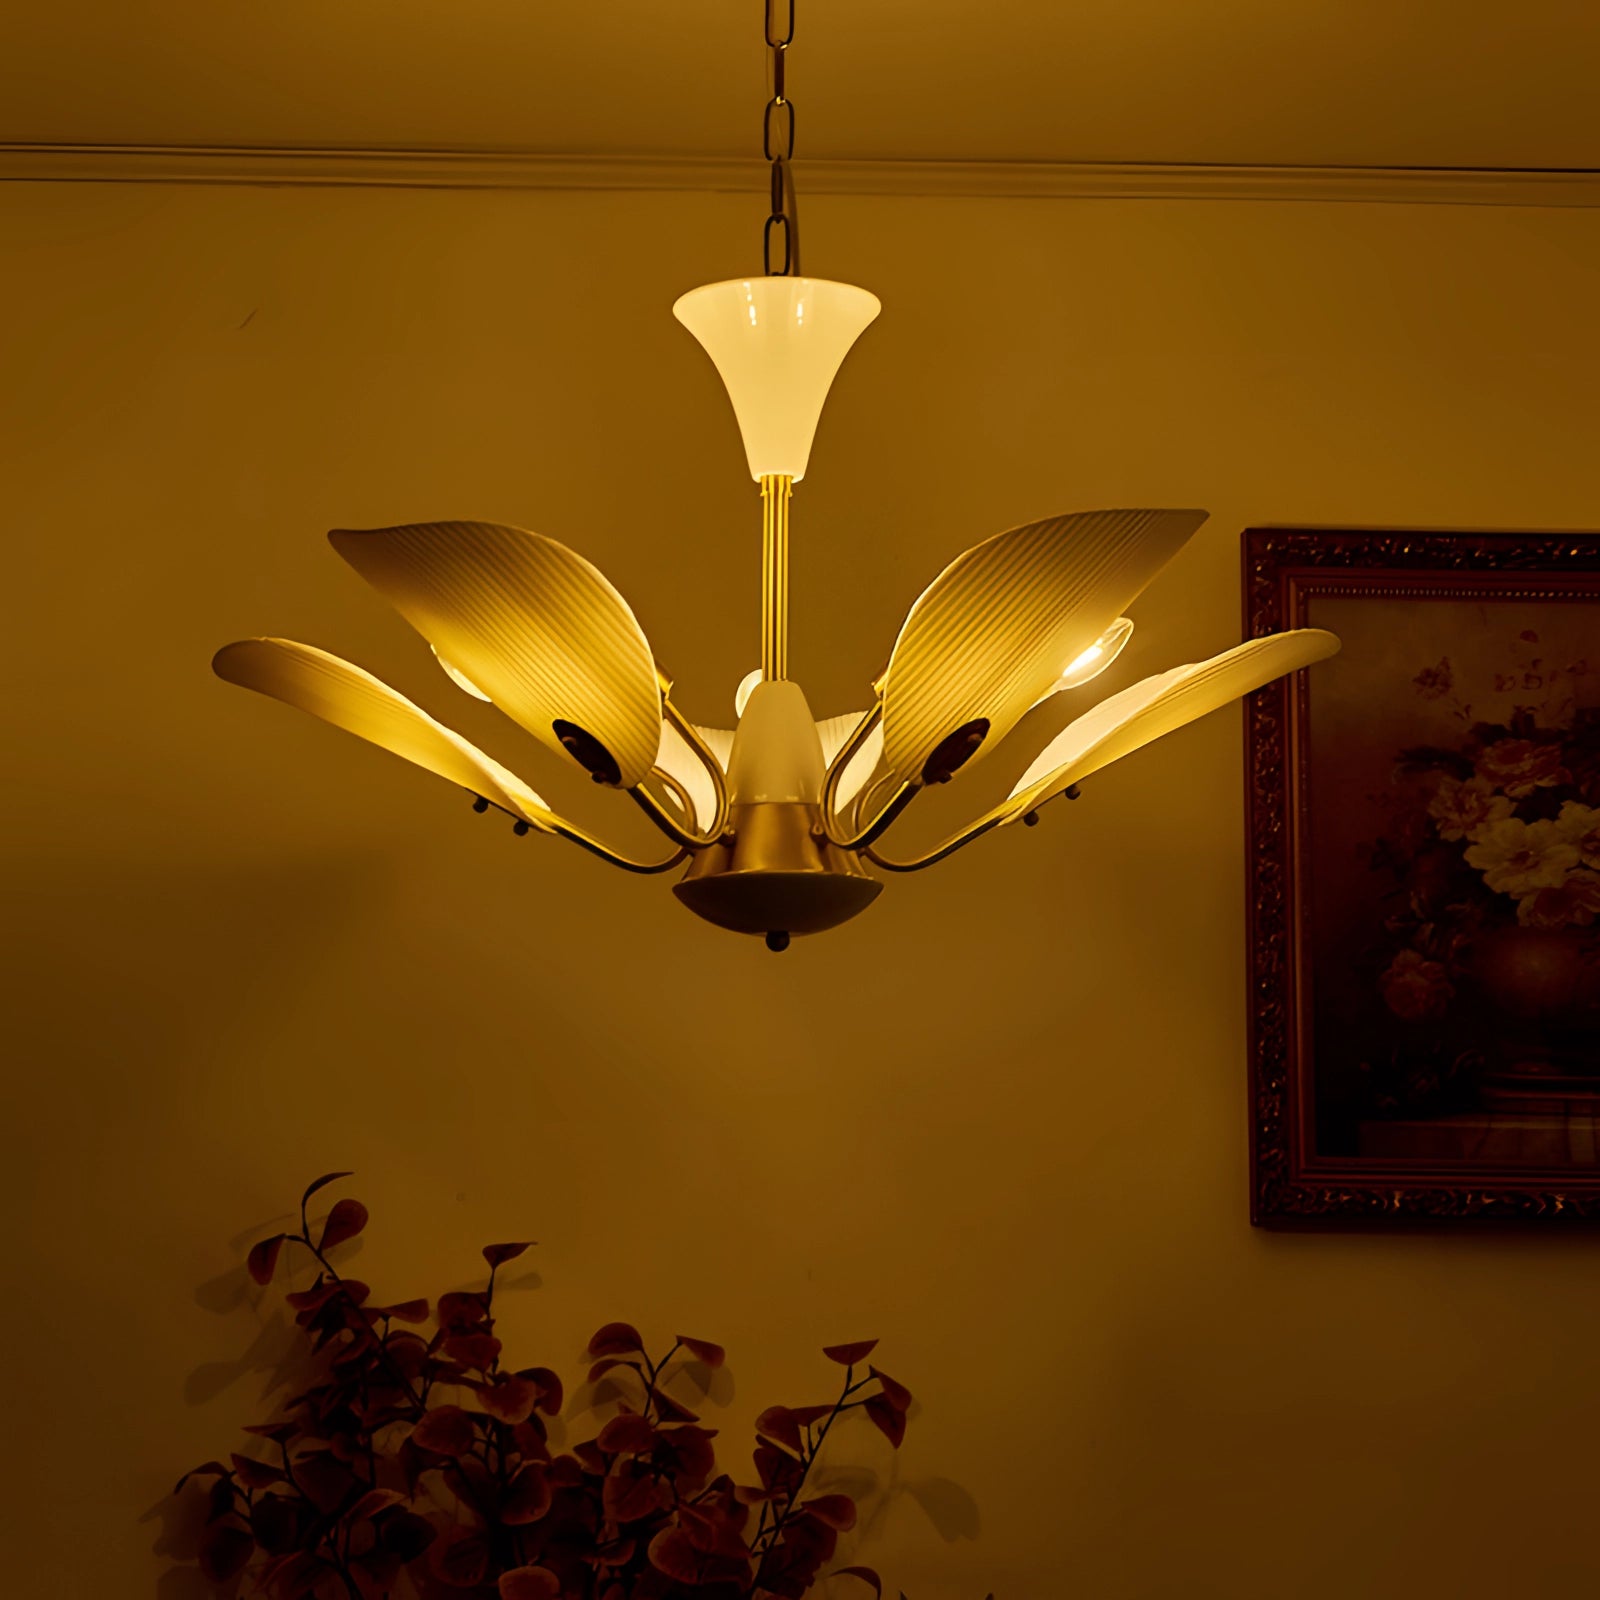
673,803,882,941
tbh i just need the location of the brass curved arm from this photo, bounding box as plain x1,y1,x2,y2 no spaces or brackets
651,767,699,822
820,704,880,822
665,699,731,838
630,696,731,848
830,780,921,851
864,814,1003,873
818,703,922,849
472,794,688,875
628,784,711,850
552,822,689,875
863,781,1082,872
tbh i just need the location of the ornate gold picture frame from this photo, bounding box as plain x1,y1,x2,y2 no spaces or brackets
1245,529,1600,1225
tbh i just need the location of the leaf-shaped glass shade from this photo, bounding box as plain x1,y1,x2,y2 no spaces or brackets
432,644,492,701
693,725,735,773
816,710,881,814
1003,628,1340,820
212,638,555,828
329,522,663,790
879,509,1207,787
814,712,866,769
653,720,722,832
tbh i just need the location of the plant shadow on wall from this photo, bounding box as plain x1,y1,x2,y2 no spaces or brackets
163,1176,989,1600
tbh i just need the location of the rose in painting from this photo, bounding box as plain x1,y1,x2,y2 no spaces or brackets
1365,630,1600,1092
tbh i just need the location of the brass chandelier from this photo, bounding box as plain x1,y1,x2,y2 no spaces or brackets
214,3,1338,952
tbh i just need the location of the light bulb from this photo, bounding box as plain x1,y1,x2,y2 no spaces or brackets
735,668,764,719
1057,617,1135,690
1027,618,1136,710
432,645,492,702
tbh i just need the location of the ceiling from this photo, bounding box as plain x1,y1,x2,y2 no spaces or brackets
3,0,1600,171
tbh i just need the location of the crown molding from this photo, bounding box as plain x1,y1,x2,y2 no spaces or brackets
2,143,1599,207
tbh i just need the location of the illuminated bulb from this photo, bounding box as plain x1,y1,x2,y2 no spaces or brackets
1028,618,1136,710
432,645,491,702
734,668,764,719
1056,616,1134,690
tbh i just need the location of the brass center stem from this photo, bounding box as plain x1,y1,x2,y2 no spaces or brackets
760,473,793,680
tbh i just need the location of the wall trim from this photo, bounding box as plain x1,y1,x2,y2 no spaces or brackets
2,144,1599,207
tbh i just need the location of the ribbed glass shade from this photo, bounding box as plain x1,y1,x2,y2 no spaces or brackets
673,277,881,481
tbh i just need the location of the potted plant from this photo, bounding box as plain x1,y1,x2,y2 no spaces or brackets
174,1175,924,1599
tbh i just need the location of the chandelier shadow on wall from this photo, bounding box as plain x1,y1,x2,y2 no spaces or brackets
213,4,1339,952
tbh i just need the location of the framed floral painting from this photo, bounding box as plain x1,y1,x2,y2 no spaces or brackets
1244,529,1600,1225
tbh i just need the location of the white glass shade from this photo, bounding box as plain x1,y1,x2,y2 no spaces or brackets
878,509,1206,786
1004,628,1341,820
824,714,883,814
432,643,492,701
726,680,825,804
213,638,553,829
653,719,721,831
673,277,881,481
331,520,665,789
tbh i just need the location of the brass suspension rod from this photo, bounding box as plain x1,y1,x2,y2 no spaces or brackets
760,473,792,680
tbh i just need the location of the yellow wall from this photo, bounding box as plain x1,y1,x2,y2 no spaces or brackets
4,178,1600,1599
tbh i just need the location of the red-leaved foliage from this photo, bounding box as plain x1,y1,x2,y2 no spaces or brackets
174,1176,918,1600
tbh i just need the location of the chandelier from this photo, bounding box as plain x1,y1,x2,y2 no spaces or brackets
213,4,1338,952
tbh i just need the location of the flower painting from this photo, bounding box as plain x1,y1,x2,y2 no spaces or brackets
1245,530,1600,1225
1361,644,1600,1113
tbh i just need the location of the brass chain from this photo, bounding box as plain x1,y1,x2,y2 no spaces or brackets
762,0,800,276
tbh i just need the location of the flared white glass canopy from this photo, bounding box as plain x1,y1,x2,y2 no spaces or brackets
673,277,881,481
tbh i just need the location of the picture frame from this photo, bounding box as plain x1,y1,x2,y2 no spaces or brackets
1244,528,1600,1225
